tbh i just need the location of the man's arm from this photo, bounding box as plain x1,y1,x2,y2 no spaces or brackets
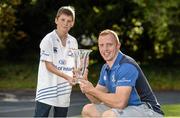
80,80,132,109
91,86,131,109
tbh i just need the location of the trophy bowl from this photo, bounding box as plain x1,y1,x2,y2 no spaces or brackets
71,49,92,84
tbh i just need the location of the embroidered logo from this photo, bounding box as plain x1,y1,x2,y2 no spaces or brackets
117,77,131,83
53,47,58,53
103,76,107,81
112,74,116,83
67,49,73,56
59,59,66,65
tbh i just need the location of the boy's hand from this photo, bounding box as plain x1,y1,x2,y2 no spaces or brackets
68,77,76,86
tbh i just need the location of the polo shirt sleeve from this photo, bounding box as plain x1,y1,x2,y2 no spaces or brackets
115,63,138,87
39,37,53,62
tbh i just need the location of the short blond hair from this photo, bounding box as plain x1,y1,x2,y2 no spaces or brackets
56,6,75,21
99,29,120,45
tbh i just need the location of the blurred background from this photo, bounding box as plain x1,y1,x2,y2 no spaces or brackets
0,0,179,91
0,0,180,117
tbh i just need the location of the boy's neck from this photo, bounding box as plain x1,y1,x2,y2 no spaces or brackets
56,30,67,40
55,30,67,46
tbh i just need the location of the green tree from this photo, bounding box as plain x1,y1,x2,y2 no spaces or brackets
134,0,180,64
0,0,28,60
0,0,179,65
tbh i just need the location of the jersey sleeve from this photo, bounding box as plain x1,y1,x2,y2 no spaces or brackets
39,37,53,62
115,63,138,87
74,39,78,49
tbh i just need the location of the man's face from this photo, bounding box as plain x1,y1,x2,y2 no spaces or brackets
98,34,120,63
55,13,74,34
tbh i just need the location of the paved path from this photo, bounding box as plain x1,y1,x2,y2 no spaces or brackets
1,90,180,104
0,90,180,117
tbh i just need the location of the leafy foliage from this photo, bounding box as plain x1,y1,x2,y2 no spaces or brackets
0,0,179,65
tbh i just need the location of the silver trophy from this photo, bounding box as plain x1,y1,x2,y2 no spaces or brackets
72,49,92,84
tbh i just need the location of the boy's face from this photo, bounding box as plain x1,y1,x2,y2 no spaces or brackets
55,13,74,34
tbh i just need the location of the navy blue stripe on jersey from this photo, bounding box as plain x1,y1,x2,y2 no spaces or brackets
36,82,71,100
36,88,71,100
38,82,68,93
36,91,71,101
37,84,71,97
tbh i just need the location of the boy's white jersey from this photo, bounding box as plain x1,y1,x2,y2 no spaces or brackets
35,30,78,107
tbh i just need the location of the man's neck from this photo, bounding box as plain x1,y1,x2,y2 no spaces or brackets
107,53,119,69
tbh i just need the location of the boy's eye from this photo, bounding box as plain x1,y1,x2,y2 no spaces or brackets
61,19,65,21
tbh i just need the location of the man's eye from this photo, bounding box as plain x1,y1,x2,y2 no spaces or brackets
99,44,103,47
107,44,113,46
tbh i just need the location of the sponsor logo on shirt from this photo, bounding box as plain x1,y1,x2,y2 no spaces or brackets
41,50,49,56
55,65,73,71
59,59,66,65
117,77,131,83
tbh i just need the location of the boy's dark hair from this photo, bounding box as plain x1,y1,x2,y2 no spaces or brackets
56,6,75,21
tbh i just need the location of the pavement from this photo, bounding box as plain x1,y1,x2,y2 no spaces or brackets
0,90,89,117
0,90,180,117
0,90,180,104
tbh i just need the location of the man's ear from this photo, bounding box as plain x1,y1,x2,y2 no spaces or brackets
117,43,120,49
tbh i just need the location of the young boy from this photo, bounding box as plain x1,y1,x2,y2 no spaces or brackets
34,6,78,117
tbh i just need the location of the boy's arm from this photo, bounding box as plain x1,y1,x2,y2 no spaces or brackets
45,61,75,85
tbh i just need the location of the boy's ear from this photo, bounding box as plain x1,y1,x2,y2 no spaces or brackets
55,18,58,24
71,21,75,27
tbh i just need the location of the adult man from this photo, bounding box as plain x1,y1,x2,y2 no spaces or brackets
34,6,78,117
79,29,164,117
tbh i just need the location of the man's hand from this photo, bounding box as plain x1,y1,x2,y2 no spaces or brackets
79,79,94,93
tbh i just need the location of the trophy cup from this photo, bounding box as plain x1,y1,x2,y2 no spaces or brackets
72,49,92,84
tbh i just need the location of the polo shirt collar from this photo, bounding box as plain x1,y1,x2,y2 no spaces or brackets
104,51,123,71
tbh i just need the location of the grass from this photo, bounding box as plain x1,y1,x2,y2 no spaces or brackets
141,65,180,91
88,63,180,91
162,104,180,117
0,61,38,89
0,61,180,91
0,61,180,117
